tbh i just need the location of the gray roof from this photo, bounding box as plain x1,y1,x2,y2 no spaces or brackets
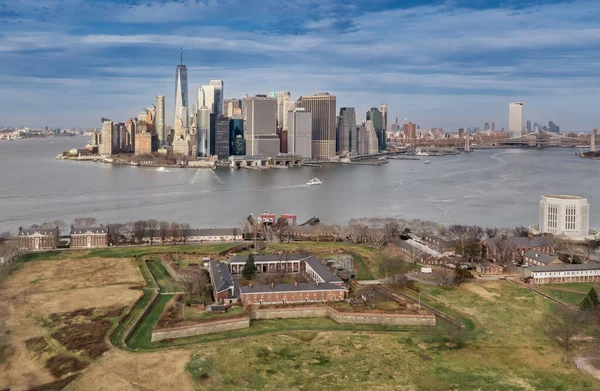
19,227,57,236
530,263,600,273
240,282,345,294
420,234,456,248
209,260,235,295
70,226,108,235
189,228,241,237
305,257,343,283
485,236,553,250
229,253,311,265
523,250,561,265
396,240,415,251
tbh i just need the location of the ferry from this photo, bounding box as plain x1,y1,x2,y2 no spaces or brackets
415,151,431,156
425,160,432,164
306,178,323,186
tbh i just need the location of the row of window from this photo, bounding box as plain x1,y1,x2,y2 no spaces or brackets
534,270,600,277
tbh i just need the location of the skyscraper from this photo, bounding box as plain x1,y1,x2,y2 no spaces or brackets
380,103,388,150
337,107,355,154
366,107,383,151
364,120,379,155
197,106,210,157
508,102,523,138
229,118,244,155
224,99,242,117
174,49,188,128
526,120,532,134
403,122,417,141
209,80,224,115
243,95,280,156
156,95,165,146
99,118,113,155
200,85,216,114
275,92,291,131
215,116,230,160
288,108,312,159
295,93,336,160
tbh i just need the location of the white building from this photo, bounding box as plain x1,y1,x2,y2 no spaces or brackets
537,195,595,240
527,263,600,285
508,102,523,139
287,108,312,159
209,80,224,115
276,92,291,131
200,85,216,114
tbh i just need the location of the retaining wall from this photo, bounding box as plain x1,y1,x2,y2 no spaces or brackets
151,316,250,341
250,306,436,326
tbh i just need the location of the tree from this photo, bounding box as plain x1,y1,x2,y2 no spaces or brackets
383,219,401,241
40,220,66,235
580,295,594,311
494,238,517,267
159,221,170,245
512,226,530,237
542,307,582,363
380,255,408,284
146,219,159,246
0,232,12,243
242,253,258,280
454,268,474,285
367,228,388,248
108,223,124,246
72,217,97,227
179,223,191,244
554,237,580,264
133,220,148,245
170,222,180,244
484,227,499,239
589,288,600,306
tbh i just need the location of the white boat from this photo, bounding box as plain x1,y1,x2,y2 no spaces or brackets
425,160,432,164
306,178,323,186
415,151,431,156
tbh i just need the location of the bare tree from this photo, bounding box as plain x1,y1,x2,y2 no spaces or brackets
0,232,12,243
72,217,97,227
0,241,21,267
485,227,500,239
40,220,66,235
179,223,191,244
342,221,363,244
108,223,124,246
159,221,170,245
383,218,402,241
554,236,580,264
170,222,180,244
543,307,582,363
274,217,290,243
380,254,408,284
512,226,530,238
146,219,159,246
493,238,517,266
367,228,388,248
584,239,599,261
133,220,148,245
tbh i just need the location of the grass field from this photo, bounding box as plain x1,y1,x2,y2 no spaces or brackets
76,243,240,259
536,282,600,306
146,259,184,292
127,294,174,350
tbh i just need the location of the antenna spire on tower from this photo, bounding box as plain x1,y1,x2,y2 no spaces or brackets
180,48,183,65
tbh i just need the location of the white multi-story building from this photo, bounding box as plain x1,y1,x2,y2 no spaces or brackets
209,80,224,115
528,263,600,285
287,108,312,159
538,195,590,239
200,85,216,114
508,102,523,139
276,92,291,131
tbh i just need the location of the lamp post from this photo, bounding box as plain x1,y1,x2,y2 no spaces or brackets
418,292,421,310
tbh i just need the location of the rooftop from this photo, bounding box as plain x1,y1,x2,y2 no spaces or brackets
209,260,235,295
305,257,343,284
523,250,561,265
543,194,585,200
240,282,345,294
70,226,108,234
19,227,57,236
529,263,600,273
484,236,553,250
230,253,311,264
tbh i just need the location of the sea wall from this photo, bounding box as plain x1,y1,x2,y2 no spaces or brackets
151,316,250,341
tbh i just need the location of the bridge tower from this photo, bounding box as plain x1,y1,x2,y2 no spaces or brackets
464,132,471,152
591,129,597,153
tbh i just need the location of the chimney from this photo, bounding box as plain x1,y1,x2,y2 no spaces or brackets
501,233,508,241
294,281,298,287
316,281,319,286
528,232,534,239
271,282,275,289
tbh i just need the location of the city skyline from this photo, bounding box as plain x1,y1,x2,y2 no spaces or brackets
1,0,600,130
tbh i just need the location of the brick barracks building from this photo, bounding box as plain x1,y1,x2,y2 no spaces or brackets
209,254,348,306
18,227,59,250
70,226,109,248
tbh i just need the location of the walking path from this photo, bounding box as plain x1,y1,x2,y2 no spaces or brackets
575,357,600,380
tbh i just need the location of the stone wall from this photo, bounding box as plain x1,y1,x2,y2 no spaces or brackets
151,316,250,342
250,306,436,326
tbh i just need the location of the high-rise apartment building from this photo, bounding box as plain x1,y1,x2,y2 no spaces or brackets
174,50,188,128
337,107,355,154
380,103,388,150
275,92,291,131
209,80,224,115
155,94,165,146
526,120,532,134
287,108,312,159
366,107,383,151
508,102,523,139
403,122,417,141
243,95,280,157
229,118,244,155
197,106,210,157
364,120,379,155
215,115,230,160
99,118,113,155
224,99,242,117
295,93,336,160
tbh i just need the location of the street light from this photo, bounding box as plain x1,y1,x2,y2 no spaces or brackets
418,292,421,310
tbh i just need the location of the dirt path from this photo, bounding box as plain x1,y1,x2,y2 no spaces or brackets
575,356,600,380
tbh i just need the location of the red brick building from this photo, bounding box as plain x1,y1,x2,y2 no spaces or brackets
209,260,237,304
481,235,554,262
18,227,59,250
70,226,109,248
475,260,504,275
240,281,347,305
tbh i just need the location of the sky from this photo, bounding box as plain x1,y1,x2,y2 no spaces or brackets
1,0,599,131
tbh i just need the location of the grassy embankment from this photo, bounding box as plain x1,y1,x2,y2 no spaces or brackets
536,282,600,306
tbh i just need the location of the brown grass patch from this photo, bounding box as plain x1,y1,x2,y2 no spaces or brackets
51,319,112,359
26,374,78,391
45,355,88,378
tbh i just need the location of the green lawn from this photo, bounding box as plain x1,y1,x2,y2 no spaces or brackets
17,250,62,263
75,243,239,259
185,306,244,321
126,294,174,350
536,282,600,306
351,253,375,280
110,288,156,347
146,260,184,293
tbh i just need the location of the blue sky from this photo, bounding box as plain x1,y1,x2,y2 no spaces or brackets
1,0,599,130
